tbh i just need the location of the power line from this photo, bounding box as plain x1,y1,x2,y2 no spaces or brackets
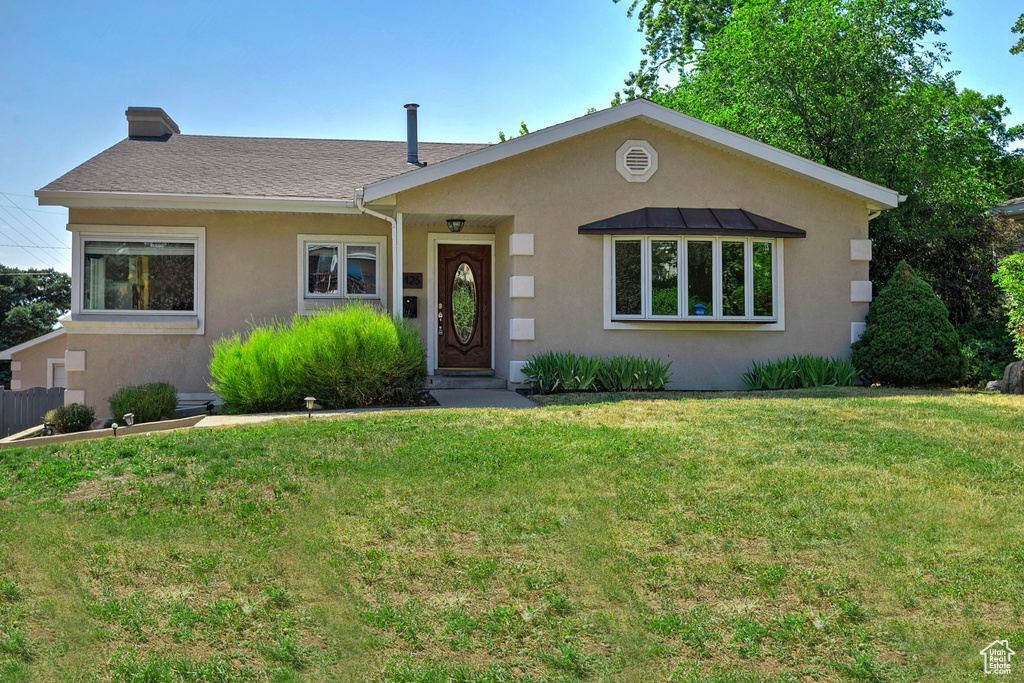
0,244,69,250
0,204,66,216
0,208,67,268
0,191,71,245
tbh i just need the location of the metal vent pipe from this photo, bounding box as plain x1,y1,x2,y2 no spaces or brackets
404,103,424,166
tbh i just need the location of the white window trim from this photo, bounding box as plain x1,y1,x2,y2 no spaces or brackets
603,235,786,331
296,234,388,315
68,225,206,335
46,359,66,389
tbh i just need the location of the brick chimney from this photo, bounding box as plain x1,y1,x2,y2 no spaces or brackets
126,107,180,137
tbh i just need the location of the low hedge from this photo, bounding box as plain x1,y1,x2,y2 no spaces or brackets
209,304,426,413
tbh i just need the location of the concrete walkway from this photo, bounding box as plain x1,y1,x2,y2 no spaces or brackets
194,389,536,429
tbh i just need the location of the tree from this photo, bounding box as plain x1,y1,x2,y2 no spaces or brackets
616,0,1024,323
1012,13,1024,54
0,266,71,386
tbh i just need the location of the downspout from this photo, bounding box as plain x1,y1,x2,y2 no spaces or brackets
355,188,403,319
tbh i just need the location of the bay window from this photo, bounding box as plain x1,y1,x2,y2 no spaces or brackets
612,236,778,321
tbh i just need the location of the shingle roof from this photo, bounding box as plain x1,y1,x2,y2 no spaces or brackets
39,135,488,200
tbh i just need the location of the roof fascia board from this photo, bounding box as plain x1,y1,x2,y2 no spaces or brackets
36,190,360,214
0,327,66,360
363,99,900,210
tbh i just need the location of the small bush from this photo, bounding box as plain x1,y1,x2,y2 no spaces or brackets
741,355,857,390
993,253,1024,359
209,304,426,413
45,403,95,433
522,352,672,393
957,318,1016,386
852,261,965,386
108,382,177,424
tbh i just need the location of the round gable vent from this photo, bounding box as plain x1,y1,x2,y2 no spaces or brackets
616,139,658,182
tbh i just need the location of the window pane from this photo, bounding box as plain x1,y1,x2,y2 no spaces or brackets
753,242,774,317
651,240,678,315
308,244,339,295
687,240,713,316
83,241,194,311
614,240,642,316
346,245,377,295
721,241,746,316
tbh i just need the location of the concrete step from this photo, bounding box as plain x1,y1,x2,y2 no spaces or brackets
426,375,507,390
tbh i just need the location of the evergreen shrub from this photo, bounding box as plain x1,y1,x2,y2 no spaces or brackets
209,304,426,413
851,261,965,386
45,403,95,434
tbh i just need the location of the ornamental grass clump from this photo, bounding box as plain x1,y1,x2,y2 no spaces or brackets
522,351,672,393
851,260,965,386
740,355,857,390
209,304,426,413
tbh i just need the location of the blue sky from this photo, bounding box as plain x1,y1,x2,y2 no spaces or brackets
0,0,1019,273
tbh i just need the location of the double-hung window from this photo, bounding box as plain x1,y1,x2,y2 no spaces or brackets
612,236,778,322
298,234,387,313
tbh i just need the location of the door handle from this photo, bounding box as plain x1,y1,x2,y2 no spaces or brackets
438,303,443,335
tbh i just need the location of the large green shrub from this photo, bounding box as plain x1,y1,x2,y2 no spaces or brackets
45,403,95,434
993,253,1024,360
522,352,672,393
108,382,178,424
209,304,426,413
956,318,1016,386
851,261,965,386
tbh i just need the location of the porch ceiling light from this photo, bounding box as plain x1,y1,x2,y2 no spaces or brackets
446,218,466,233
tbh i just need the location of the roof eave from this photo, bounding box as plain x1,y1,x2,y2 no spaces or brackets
362,99,901,210
36,190,360,214
0,328,66,360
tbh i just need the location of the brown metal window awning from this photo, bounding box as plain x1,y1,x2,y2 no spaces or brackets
578,207,807,238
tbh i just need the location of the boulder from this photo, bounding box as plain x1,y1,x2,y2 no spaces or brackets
985,380,1003,392
90,418,114,430
1001,361,1024,395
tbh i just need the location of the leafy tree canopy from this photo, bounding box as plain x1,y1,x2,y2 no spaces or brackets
0,266,71,385
616,0,1024,323
1012,12,1024,55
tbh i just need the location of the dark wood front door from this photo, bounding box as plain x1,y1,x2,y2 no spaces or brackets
438,243,491,369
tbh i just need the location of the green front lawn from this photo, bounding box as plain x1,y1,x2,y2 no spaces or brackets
0,388,1022,681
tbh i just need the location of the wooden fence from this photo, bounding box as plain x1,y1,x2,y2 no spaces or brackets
0,387,66,438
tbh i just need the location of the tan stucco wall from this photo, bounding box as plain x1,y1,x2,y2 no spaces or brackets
393,119,872,389
64,210,398,412
10,332,67,389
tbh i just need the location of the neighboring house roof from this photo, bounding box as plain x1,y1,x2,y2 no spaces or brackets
992,196,1024,219
364,99,902,211
37,136,486,211
578,207,807,238
0,328,66,361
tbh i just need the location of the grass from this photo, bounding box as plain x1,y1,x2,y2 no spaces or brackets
0,387,1022,681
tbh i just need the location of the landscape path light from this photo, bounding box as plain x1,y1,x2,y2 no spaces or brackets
305,397,316,419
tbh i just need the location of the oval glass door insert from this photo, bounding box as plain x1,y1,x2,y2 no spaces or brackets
452,262,477,345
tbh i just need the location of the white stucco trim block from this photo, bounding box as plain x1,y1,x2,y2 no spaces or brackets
851,281,873,303
10,380,21,390
509,361,529,383
509,318,535,341
65,350,86,372
509,276,535,298
509,233,534,256
10,361,21,372
851,322,867,344
850,239,872,261
65,389,85,406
